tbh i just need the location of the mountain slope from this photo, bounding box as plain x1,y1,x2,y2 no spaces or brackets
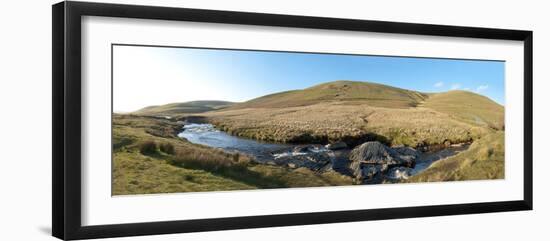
201,81,505,147
422,90,504,130
134,100,234,116
232,80,429,109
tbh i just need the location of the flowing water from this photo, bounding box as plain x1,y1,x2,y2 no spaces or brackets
178,123,469,179
178,123,292,161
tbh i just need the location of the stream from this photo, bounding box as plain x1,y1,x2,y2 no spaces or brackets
178,123,469,181
177,123,291,161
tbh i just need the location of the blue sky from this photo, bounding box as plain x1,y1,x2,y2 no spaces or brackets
113,45,504,112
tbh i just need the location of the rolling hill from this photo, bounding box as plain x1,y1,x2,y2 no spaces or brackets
134,100,234,116
200,80,503,147
421,90,504,130
231,80,429,109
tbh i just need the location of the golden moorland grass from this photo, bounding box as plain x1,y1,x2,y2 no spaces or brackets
204,102,488,147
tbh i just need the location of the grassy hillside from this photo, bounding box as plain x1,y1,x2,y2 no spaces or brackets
232,80,429,109
199,81,503,147
133,100,234,116
421,90,504,130
407,131,504,182
112,114,352,195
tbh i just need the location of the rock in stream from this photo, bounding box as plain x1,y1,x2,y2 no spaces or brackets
348,141,418,183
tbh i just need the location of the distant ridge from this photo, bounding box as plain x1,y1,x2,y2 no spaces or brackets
134,100,234,115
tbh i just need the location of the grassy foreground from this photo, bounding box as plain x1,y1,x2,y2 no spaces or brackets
112,114,352,195
407,131,505,182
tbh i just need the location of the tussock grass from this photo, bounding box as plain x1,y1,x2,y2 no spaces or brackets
159,142,175,155
139,141,158,155
113,151,256,195
168,151,288,189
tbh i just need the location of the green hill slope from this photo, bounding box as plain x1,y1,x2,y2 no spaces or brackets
422,90,504,130
134,100,234,116
232,80,429,109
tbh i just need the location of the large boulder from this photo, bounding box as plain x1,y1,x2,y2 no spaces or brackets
348,141,418,182
349,141,402,165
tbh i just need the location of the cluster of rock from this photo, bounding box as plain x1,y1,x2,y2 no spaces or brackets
348,142,418,183
269,140,419,183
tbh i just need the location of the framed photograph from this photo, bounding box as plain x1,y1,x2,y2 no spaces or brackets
52,1,533,240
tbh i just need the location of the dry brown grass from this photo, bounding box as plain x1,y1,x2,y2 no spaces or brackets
203,101,487,147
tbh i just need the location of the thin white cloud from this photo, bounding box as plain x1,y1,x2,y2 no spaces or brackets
476,84,489,92
450,83,461,90
434,81,444,88
463,87,471,91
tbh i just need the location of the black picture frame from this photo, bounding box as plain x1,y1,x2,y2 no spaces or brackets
52,1,533,240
